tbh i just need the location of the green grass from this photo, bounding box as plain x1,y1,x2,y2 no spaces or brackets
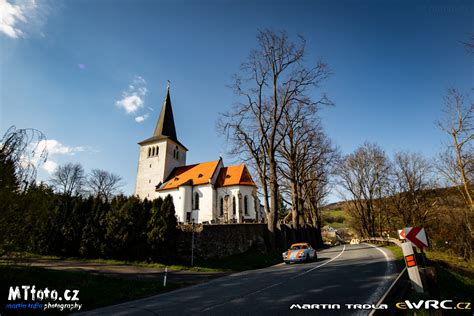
382,244,403,261
0,265,181,312
72,258,222,272
434,263,474,302
322,209,350,229
5,252,225,272
405,262,473,315
424,250,474,272
5,249,283,273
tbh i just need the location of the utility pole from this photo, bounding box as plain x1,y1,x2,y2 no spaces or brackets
191,218,195,267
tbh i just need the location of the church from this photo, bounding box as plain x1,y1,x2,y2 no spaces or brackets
134,86,263,224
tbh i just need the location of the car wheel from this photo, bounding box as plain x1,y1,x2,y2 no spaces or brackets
306,254,310,262
285,261,290,265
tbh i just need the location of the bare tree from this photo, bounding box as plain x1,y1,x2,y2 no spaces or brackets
0,126,48,190
219,29,331,243
337,143,390,237
463,34,474,55
277,89,333,229
437,88,473,209
49,163,85,196
86,169,123,201
388,151,435,227
300,131,339,230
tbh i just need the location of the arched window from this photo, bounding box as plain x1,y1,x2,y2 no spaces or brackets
148,147,151,157
152,147,155,156
175,146,179,160
220,198,224,216
232,196,236,215
194,192,200,210
244,196,249,215
155,146,159,156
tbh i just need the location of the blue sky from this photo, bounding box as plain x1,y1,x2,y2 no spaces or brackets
1,0,472,201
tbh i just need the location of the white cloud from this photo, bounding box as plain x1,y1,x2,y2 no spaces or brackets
115,75,148,115
42,160,57,174
28,139,86,175
116,95,144,114
135,113,149,123
0,0,43,39
35,139,85,156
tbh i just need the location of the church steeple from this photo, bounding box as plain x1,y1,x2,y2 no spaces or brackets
138,83,187,150
153,85,178,142
135,83,188,199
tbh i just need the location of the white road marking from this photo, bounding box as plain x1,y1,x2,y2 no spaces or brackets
290,245,346,279
202,245,346,312
363,243,397,315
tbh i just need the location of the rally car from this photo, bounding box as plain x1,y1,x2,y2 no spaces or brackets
282,242,317,264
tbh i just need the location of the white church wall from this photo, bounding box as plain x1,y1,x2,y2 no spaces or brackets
134,140,167,200
216,186,257,222
163,140,186,181
135,138,187,201
193,184,214,223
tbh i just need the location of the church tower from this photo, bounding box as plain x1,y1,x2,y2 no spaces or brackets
134,85,187,200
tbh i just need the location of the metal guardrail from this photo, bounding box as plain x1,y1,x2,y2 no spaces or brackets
363,237,409,316
361,237,402,247
368,267,408,316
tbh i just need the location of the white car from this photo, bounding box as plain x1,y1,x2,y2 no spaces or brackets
282,243,317,264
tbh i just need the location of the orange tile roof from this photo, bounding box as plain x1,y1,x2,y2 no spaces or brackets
158,160,220,191
215,165,256,187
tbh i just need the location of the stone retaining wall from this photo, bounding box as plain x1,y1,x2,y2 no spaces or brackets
175,223,322,260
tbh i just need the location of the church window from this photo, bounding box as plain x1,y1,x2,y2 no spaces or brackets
155,146,159,156
152,147,155,156
174,146,179,160
149,179,151,184
232,196,236,215
148,147,151,157
244,196,249,215
149,164,152,168
220,198,224,216
194,192,200,210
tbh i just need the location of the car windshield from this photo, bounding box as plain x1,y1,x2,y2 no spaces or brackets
290,245,308,250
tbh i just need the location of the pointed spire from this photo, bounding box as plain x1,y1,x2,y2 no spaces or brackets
153,83,178,142
138,82,187,151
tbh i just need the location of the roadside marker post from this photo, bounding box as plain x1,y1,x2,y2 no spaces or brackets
191,218,195,267
404,226,429,267
401,241,424,293
163,267,168,287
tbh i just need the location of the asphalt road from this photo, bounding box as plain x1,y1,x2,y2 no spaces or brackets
81,243,398,316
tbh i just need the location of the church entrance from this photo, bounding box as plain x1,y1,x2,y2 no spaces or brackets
186,212,191,223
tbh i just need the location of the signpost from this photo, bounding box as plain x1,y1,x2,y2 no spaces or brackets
404,227,428,249
400,226,429,293
401,242,424,293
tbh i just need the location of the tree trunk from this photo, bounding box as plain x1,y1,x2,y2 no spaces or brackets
453,132,474,210
291,181,299,229
267,158,279,248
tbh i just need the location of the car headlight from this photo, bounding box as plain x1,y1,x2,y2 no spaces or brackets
282,252,288,258
299,252,306,257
